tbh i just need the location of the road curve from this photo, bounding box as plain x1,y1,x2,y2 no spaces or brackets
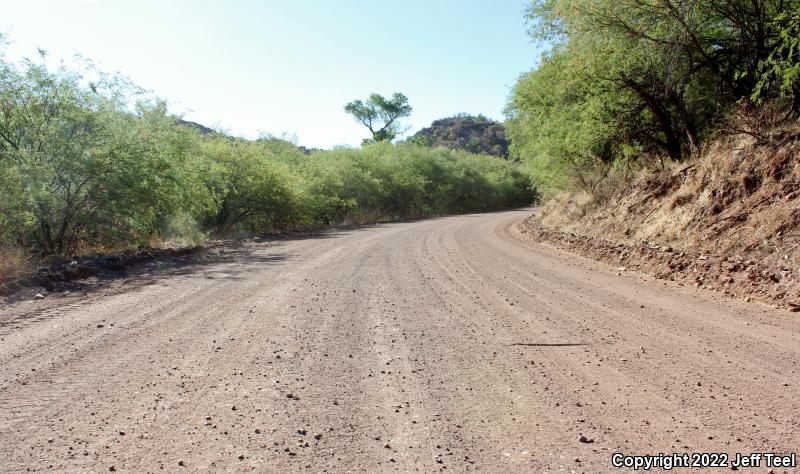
1,209,798,473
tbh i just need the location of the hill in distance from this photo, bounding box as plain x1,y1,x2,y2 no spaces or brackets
175,118,216,135
412,114,510,158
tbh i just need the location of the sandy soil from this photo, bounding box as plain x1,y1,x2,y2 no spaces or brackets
0,209,798,473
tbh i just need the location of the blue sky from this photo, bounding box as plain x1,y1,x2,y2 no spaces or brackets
1,0,539,148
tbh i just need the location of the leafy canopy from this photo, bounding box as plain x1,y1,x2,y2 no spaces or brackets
344,92,412,145
0,49,534,258
506,0,800,196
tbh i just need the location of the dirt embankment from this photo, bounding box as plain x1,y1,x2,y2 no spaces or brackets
520,116,800,310
517,217,799,310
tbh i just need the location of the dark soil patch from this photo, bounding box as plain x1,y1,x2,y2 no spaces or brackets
0,246,205,299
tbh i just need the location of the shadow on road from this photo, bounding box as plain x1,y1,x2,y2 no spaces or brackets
0,246,294,332
509,343,588,347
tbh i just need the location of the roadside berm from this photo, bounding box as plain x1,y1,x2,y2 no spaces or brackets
517,114,800,310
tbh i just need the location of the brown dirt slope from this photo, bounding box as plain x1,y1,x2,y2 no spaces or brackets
527,120,800,309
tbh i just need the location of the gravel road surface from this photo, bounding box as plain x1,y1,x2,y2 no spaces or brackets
1,209,798,472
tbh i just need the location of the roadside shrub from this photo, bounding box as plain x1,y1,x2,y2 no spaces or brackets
301,143,536,224
198,138,303,236
0,57,209,255
0,50,536,269
507,0,800,197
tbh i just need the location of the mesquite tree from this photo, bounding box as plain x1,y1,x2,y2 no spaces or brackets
344,92,412,145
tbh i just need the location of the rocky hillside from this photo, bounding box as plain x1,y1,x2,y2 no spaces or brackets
412,114,509,158
176,118,216,135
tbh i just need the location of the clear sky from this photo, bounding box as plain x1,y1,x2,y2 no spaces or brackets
1,0,539,148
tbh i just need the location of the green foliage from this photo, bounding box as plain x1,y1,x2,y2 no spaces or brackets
0,55,534,258
196,138,303,236
344,92,412,143
506,51,623,195
508,0,800,195
752,11,800,109
0,54,207,255
0,165,25,249
411,114,511,158
296,143,535,225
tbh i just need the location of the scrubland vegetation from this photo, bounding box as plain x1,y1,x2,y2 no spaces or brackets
506,0,799,197
0,50,533,270
411,114,510,158
507,0,799,305
4,0,799,279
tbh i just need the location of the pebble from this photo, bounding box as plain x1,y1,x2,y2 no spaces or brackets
579,435,594,443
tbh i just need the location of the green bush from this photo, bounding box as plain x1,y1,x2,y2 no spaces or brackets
507,0,800,196
0,54,535,259
197,137,304,236
300,143,535,225
0,56,210,255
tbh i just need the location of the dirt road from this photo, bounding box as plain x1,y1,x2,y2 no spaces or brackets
1,209,798,472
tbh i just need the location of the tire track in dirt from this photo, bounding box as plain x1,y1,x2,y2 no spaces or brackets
0,209,798,472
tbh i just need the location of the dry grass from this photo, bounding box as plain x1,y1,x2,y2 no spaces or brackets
540,110,800,268
0,245,35,284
